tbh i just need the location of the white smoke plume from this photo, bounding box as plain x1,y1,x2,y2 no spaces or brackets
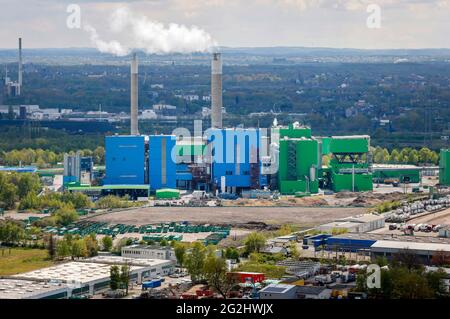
85,7,217,56
84,25,130,56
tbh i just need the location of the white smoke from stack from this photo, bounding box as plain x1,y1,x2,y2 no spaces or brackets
85,7,217,56
84,25,129,57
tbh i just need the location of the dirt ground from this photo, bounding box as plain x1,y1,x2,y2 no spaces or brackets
88,206,367,228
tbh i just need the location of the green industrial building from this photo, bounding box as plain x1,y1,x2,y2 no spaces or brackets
372,164,421,184
440,149,450,186
277,125,319,195
276,125,373,194
325,136,373,192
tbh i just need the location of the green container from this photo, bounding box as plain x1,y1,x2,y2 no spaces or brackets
156,188,180,200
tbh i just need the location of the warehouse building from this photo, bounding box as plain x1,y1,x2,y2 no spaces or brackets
318,214,385,234
0,279,69,299
121,244,177,261
259,284,298,299
370,240,450,264
259,284,331,299
11,259,173,298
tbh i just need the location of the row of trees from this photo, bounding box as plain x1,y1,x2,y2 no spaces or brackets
355,250,450,299
372,146,439,165
0,147,105,168
19,192,92,211
47,233,114,260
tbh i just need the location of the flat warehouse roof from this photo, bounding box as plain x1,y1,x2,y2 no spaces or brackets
12,262,146,285
0,279,68,299
85,256,173,267
371,240,450,253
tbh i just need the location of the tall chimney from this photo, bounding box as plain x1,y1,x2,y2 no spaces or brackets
18,38,22,87
130,53,139,135
211,52,223,128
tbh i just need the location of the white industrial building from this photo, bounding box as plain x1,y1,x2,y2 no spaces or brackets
259,284,331,299
318,214,385,233
0,279,69,300
6,257,174,299
259,284,298,299
370,240,450,264
121,245,177,262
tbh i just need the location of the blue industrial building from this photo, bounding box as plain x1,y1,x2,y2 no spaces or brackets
209,128,268,192
149,135,177,190
103,129,268,194
104,135,146,185
325,235,377,252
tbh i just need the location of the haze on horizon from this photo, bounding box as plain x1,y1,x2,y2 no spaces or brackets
0,0,450,51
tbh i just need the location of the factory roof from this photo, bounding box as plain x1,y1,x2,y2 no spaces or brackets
370,240,450,253
12,262,145,285
85,255,173,267
330,233,450,245
336,214,384,223
123,244,173,251
259,284,296,294
0,279,68,299
0,166,37,173
372,164,420,170
296,285,329,295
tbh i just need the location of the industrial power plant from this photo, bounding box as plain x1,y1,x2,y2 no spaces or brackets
64,52,378,199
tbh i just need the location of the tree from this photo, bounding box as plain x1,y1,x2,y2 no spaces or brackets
113,237,130,254
392,249,420,271
56,239,71,259
45,234,57,260
70,239,87,260
0,220,25,246
160,238,168,247
101,236,113,252
244,232,266,254
224,247,240,261
110,265,121,290
288,241,300,260
185,242,207,283
203,255,235,299
84,233,99,257
120,264,131,295
16,174,41,199
0,183,18,210
174,242,186,268
54,204,79,227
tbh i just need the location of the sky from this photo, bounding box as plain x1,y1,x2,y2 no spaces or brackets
0,0,449,50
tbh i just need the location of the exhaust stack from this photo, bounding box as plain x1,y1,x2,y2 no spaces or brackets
18,38,22,87
130,53,139,135
211,52,223,128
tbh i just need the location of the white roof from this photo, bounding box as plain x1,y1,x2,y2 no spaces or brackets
371,240,450,252
0,279,67,299
259,284,296,294
85,256,173,267
13,262,146,285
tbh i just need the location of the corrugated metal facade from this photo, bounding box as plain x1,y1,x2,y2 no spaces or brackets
104,135,146,185
149,135,177,190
